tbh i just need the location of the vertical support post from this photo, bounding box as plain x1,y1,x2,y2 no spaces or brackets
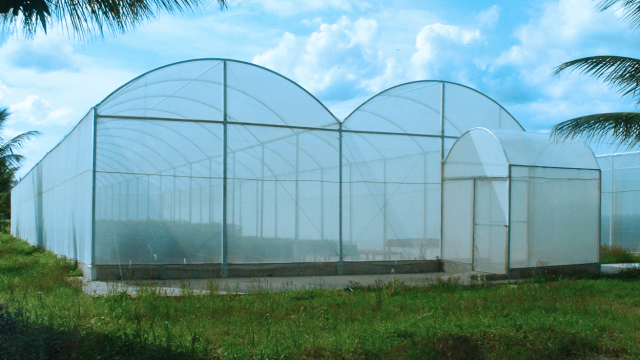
609,157,615,246
189,163,193,223
597,168,602,269
126,181,130,221
349,163,353,244
147,175,150,221
471,178,476,271
506,165,512,278
159,173,163,221
320,167,325,240
255,178,259,236
440,82,445,161
423,151,427,240
232,152,236,225
274,178,279,238
295,133,300,241
260,145,265,238
338,122,344,272
382,158,387,247
439,82,445,261
209,159,213,224
173,168,177,221
222,60,229,273
91,107,98,279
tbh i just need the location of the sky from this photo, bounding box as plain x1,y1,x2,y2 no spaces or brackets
2,0,640,178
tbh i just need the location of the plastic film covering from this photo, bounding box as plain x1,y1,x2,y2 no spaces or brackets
343,82,523,138
441,179,473,264
444,129,509,179
98,60,224,120
226,61,339,129
342,133,441,261
442,128,600,273
94,118,223,265
11,111,94,265
473,179,508,273
509,166,600,268
597,152,640,251
226,125,340,263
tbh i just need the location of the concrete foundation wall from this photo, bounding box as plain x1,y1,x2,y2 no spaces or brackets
508,263,600,279
89,260,442,281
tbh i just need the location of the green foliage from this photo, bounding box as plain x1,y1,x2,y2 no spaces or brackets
552,2,640,147
2,234,640,359
0,108,40,220
0,0,228,39
601,244,640,264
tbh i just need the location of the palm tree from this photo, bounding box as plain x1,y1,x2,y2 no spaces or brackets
552,0,640,148
0,108,40,219
0,0,227,39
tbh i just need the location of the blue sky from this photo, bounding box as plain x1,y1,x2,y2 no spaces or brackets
2,0,640,177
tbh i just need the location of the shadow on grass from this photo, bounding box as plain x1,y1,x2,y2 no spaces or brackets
0,305,208,360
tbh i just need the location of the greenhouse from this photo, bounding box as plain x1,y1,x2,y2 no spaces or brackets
11,58,529,280
598,151,640,252
441,128,601,277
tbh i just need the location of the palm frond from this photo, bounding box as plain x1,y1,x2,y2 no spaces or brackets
597,0,640,30
0,131,41,168
1,0,228,39
551,112,640,149
554,56,640,106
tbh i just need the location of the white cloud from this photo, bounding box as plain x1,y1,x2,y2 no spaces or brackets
0,80,9,100
410,23,482,80
253,16,383,96
360,57,403,93
0,33,79,72
489,0,639,132
495,0,625,70
9,95,73,126
243,0,370,15
476,5,500,27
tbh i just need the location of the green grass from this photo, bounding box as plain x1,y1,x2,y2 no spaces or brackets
601,245,640,264
1,234,640,359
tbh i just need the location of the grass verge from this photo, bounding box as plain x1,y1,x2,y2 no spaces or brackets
601,245,640,264
1,233,640,359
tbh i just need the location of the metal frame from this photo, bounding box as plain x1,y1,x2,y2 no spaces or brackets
13,58,535,280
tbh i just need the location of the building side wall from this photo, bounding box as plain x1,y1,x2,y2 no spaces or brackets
11,111,94,265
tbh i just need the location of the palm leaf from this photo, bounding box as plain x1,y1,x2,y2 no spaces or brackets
551,112,640,149
597,0,640,30
554,56,640,106
1,0,228,39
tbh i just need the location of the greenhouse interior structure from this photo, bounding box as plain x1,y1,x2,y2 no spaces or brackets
11,58,602,280
442,128,600,277
598,151,640,252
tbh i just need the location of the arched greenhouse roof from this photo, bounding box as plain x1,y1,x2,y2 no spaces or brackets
342,81,524,136
444,128,599,179
96,58,340,129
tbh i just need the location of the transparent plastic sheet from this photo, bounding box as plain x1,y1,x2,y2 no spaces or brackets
341,132,441,261
443,128,600,272
11,111,94,265
597,152,640,251
98,60,224,120
226,124,340,263
94,118,224,265
596,156,612,246
509,166,599,268
473,179,508,274
441,179,474,264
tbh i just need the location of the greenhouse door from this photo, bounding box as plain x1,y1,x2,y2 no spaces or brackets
473,179,508,274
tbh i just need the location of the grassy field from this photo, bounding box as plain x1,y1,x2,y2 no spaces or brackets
1,234,640,359
600,245,640,264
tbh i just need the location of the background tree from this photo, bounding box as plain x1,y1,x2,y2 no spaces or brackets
0,108,40,219
552,0,640,148
0,0,227,39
